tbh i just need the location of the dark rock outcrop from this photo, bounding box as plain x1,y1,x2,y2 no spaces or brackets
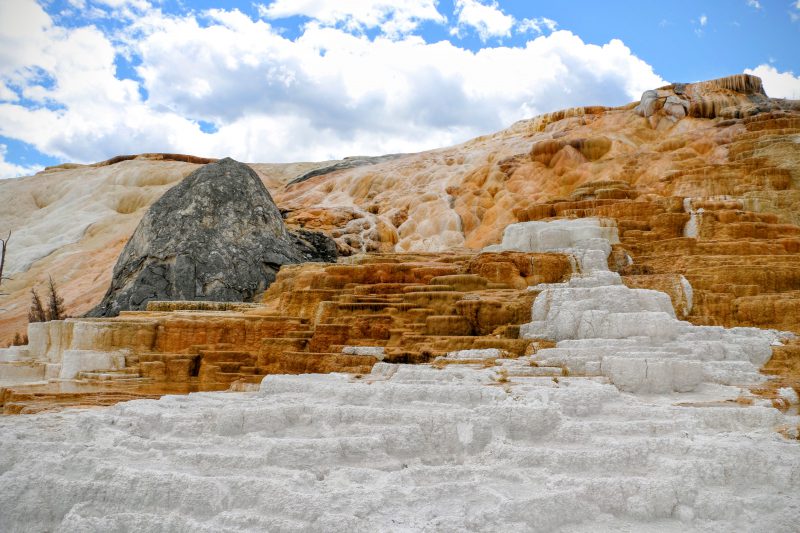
286,153,409,187
89,158,336,317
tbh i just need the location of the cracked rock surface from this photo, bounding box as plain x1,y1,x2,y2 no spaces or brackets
89,158,336,317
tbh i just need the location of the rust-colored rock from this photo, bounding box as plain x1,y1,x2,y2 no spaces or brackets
1,74,798,414
3,75,799,342
0,251,572,412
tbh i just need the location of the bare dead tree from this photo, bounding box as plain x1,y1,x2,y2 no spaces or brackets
0,231,10,315
0,231,9,295
46,275,66,321
28,287,47,323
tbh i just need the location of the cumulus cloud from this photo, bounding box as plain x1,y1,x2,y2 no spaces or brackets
746,0,762,10
745,64,800,99
0,0,665,167
451,0,514,41
693,14,708,37
256,0,445,37
518,17,557,35
0,144,41,179
0,82,17,101
92,0,151,9
450,1,556,40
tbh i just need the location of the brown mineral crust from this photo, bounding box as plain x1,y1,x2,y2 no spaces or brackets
1,251,572,413
752,338,800,413
0,381,229,415
3,75,799,343
465,252,573,289
2,74,799,415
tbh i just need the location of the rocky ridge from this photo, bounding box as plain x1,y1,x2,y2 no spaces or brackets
89,157,336,317
0,73,798,410
1,74,799,341
1,71,800,529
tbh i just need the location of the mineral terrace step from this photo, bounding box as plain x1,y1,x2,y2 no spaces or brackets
76,371,147,381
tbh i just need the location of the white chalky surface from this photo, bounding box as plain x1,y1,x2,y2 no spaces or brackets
1,218,798,532
494,219,793,393
0,366,799,532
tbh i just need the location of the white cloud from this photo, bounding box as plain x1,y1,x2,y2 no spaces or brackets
92,0,151,9
0,82,17,101
745,64,800,99
693,14,708,36
746,0,762,10
0,1,51,77
792,1,800,22
0,1,665,166
0,144,41,179
518,17,557,35
256,0,445,37
451,0,514,41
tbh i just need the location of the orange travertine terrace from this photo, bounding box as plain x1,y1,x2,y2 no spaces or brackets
0,74,798,412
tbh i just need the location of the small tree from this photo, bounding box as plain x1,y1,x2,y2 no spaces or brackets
46,276,66,321
28,288,47,323
0,231,9,297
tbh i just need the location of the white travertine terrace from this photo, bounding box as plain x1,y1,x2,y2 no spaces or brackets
0,363,798,531
0,320,132,385
0,218,798,531
486,218,791,394
0,305,175,388
342,346,386,360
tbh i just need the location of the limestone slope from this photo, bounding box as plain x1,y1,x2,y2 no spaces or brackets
1,73,799,342
0,211,798,531
1,365,797,532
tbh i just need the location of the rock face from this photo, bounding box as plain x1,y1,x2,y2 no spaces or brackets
635,74,775,125
89,158,336,317
2,74,798,342
0,250,573,413
286,153,409,186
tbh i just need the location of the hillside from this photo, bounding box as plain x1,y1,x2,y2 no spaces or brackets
1,74,799,531
1,74,798,343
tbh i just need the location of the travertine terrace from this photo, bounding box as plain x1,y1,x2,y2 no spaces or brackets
0,250,572,413
0,74,799,530
1,75,798,340
1,218,799,531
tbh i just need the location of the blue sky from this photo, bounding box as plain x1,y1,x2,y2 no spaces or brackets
0,0,798,178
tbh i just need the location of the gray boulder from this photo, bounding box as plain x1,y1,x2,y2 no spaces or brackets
89,157,336,317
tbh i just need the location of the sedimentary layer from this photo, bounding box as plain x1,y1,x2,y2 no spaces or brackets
0,216,798,531
0,250,572,413
1,74,799,343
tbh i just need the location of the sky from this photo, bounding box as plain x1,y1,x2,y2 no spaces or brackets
0,0,799,178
